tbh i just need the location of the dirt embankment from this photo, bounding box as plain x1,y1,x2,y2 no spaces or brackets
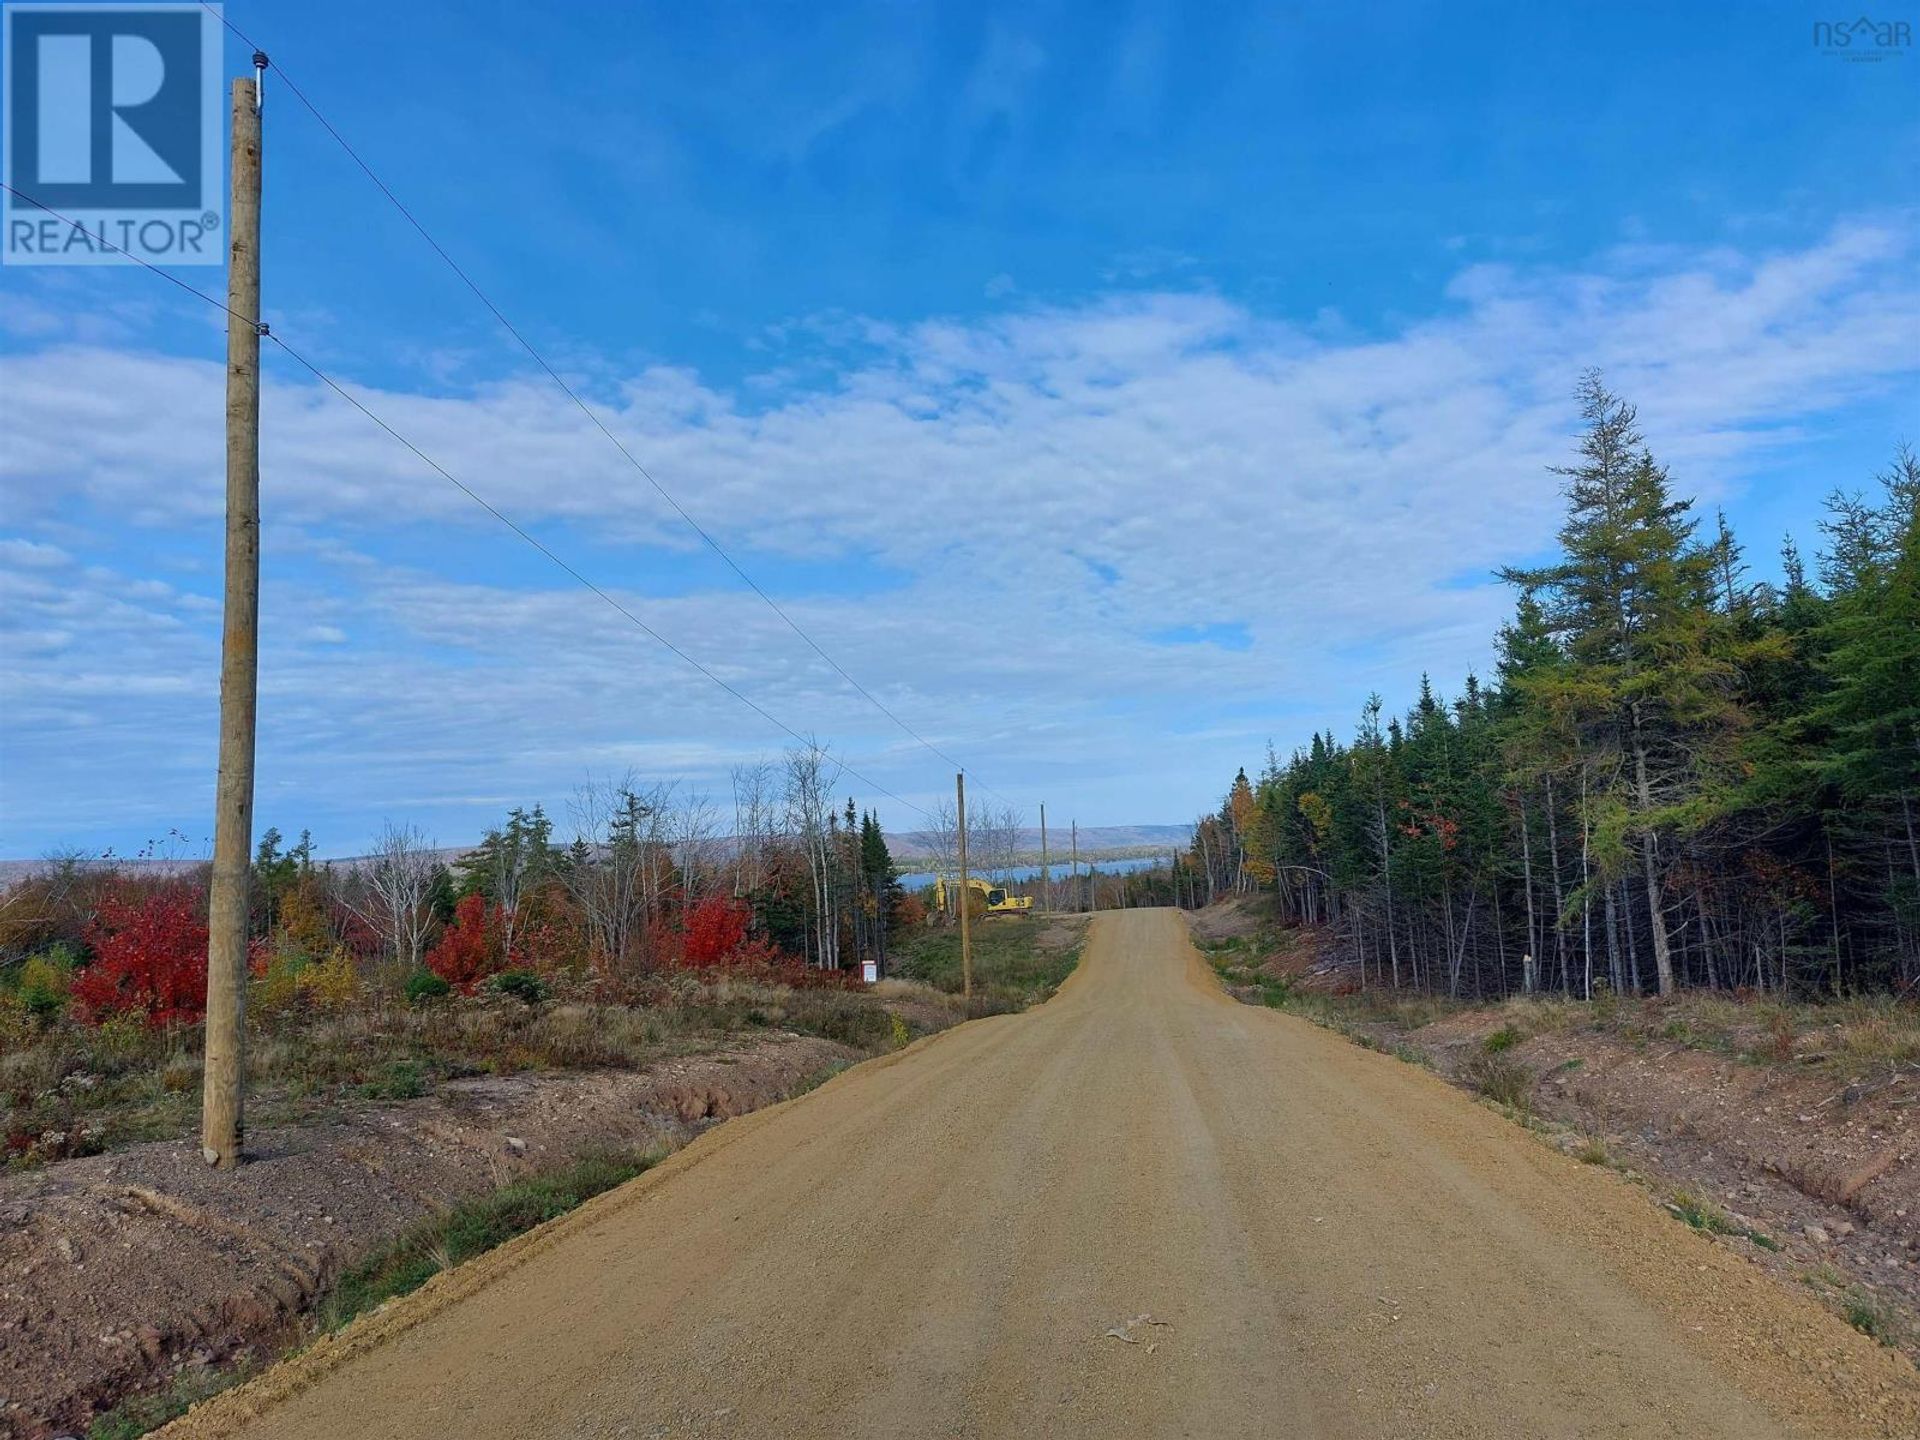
1199,902,1920,1362
0,1034,853,1438
1408,1012,1920,1342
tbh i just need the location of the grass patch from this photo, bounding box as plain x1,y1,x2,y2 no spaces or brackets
1517,990,1920,1078
1845,1292,1906,1346
1205,941,1461,1060
1238,971,1295,1009
319,1149,658,1332
1498,996,1585,1033
84,1359,256,1440
1827,996,1920,1072
1199,922,1467,1039
1322,990,1461,1030
1802,1265,1909,1346
891,915,1082,1012
1462,1050,1534,1112
1270,974,1920,1086
1804,1263,1849,1291
3,963,939,1168
1195,933,1271,966
353,1058,429,1101
1664,1189,1780,1250
1205,947,1284,1004
1667,1189,1740,1236
1482,1025,1523,1053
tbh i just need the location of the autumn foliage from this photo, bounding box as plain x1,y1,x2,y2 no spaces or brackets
72,881,208,1026
423,893,499,992
681,896,751,967
9,781,924,1048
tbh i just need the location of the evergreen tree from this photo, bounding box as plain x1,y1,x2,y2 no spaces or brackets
1500,373,1736,994
251,827,298,936
858,809,901,972
1809,450,1920,976
456,805,557,963
1184,381,1916,1002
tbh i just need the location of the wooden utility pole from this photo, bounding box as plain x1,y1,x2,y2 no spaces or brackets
1070,820,1079,913
1039,803,1050,913
956,772,972,1003
202,70,264,1171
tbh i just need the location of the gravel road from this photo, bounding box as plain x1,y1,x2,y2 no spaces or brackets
166,909,1920,1439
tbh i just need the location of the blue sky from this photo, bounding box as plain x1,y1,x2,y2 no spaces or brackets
2,0,1917,857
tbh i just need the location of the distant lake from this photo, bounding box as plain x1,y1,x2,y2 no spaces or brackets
897,855,1164,891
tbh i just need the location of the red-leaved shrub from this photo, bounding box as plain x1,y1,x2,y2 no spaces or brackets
74,882,208,1026
681,896,751,967
424,893,498,991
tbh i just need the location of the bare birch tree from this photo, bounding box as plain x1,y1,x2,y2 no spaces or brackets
783,741,843,968
564,774,660,971
924,796,960,915
343,822,437,969
730,761,776,898
983,804,1025,882
673,790,721,930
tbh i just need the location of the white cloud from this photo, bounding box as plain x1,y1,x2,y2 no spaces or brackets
3,220,1918,853
0,537,71,569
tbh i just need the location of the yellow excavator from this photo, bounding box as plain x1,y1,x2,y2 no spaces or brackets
931,875,1033,915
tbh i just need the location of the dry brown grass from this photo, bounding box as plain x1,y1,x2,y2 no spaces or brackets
1378,987,1920,1081
1,968,944,1169
1226,943,1920,1093
1820,998,1920,1072
1462,1049,1535,1112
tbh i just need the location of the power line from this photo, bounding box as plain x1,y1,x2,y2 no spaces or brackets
264,339,943,825
195,3,1027,815
3,181,940,825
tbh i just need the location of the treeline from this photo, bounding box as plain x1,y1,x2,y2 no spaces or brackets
1043,863,1181,913
0,744,923,1028
1182,374,1919,1000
